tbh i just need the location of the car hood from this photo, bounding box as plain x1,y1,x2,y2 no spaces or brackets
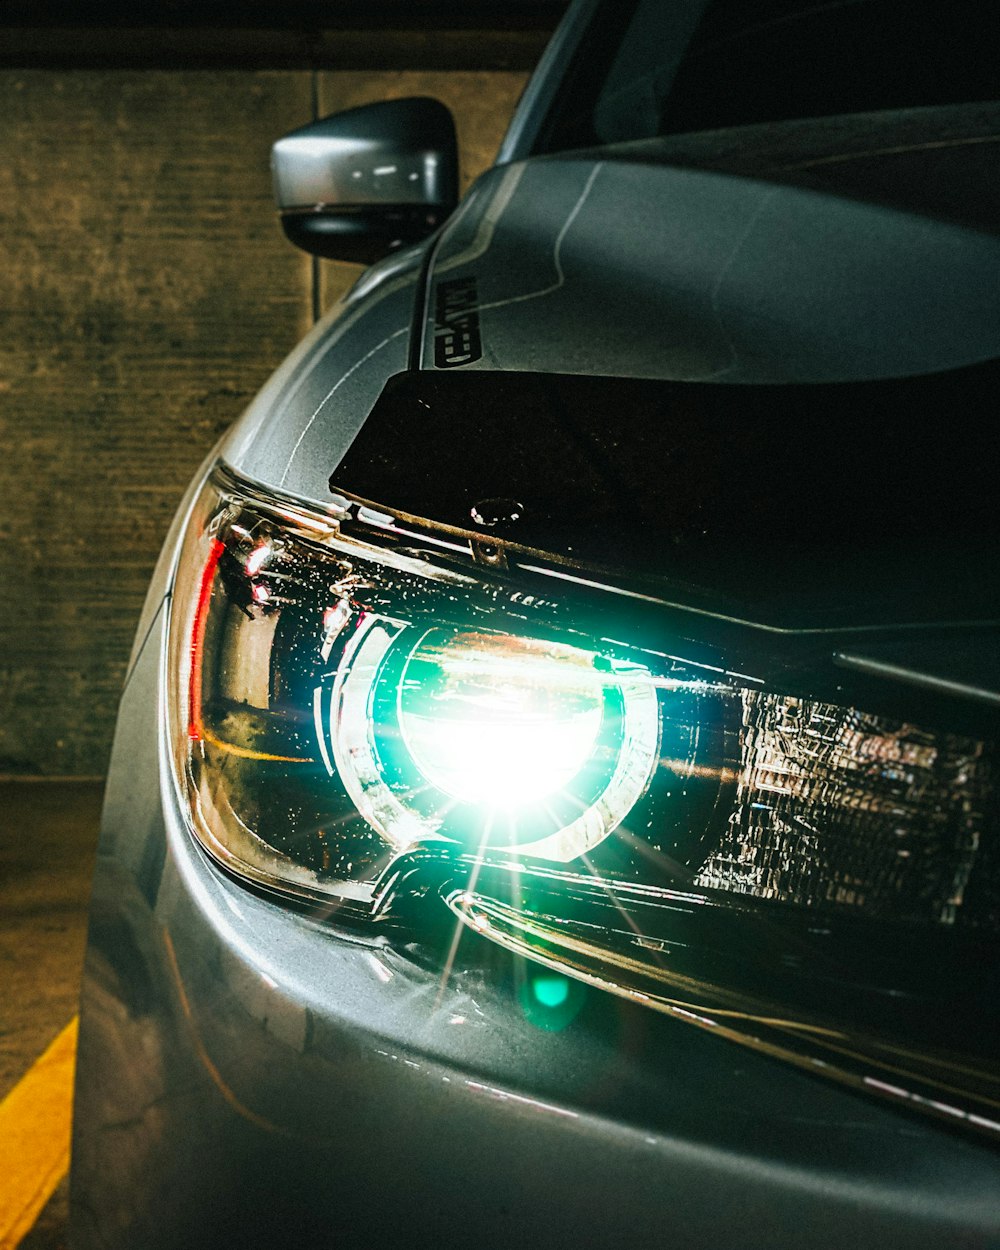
334,364,1000,636
229,104,1000,653
420,103,1000,383
363,102,1000,647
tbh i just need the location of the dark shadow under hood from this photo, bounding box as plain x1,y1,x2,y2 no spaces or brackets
333,363,999,633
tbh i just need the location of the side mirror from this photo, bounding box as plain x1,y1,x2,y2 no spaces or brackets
271,97,459,265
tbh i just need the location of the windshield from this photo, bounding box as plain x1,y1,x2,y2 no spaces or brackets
537,0,1000,152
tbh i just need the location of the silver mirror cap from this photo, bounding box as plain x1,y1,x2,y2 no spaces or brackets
271,96,459,213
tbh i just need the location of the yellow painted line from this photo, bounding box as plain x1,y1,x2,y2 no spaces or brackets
0,1017,77,1250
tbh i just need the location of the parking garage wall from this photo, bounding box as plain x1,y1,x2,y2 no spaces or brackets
0,67,526,777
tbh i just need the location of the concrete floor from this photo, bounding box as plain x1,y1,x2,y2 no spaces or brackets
0,779,103,1248
19,1175,70,1250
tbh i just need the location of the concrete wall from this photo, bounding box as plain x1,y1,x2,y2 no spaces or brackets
0,68,526,777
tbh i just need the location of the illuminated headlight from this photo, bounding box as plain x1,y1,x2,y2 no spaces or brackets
169,466,666,907
328,622,659,861
168,465,1000,1137
397,631,610,808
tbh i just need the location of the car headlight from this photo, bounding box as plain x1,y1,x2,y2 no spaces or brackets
168,464,999,1138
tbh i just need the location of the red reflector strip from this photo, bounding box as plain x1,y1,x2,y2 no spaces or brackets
188,537,225,741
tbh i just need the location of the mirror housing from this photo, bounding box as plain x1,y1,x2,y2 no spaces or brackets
271,97,459,265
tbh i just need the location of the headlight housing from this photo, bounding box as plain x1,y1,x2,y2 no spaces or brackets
168,464,1000,1138
170,466,668,910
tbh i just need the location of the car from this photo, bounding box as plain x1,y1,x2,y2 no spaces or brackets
70,1,1000,1246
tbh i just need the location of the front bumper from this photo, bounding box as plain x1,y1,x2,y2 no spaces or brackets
70,594,1000,1250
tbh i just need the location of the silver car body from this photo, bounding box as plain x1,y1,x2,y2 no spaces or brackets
71,3,1000,1246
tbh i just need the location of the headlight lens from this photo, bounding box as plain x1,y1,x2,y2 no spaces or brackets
327,621,660,861
396,631,608,808
168,465,1000,1138
169,467,668,908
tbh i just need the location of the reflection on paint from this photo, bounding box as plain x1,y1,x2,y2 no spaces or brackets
518,970,586,1033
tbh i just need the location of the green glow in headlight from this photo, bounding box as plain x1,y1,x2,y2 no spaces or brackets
398,631,604,808
324,618,660,860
